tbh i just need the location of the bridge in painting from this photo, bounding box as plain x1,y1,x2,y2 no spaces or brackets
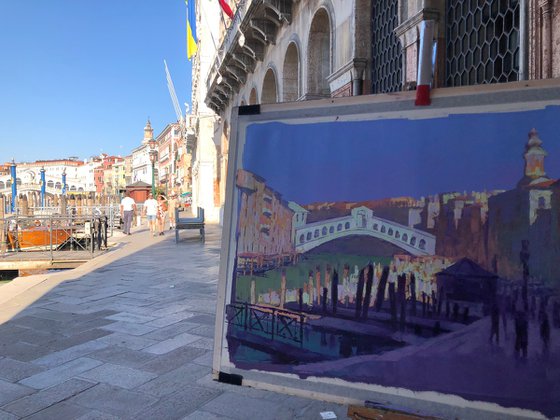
294,206,436,256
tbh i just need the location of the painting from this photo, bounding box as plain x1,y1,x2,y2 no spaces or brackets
216,83,560,418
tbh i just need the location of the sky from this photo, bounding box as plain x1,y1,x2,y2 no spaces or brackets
243,105,560,204
0,1,192,163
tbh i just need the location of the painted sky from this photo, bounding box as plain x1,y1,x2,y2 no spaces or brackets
243,105,560,204
0,1,191,163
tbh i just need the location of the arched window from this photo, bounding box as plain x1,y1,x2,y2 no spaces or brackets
16,178,22,185
307,8,331,97
410,237,417,246
262,68,278,104
0,181,4,189
388,228,393,236
70,185,76,191
373,224,378,231
307,232,312,240
299,234,305,244
329,226,334,234
381,225,386,233
337,224,342,231
55,182,61,189
283,42,300,101
419,239,426,250
344,222,350,230
395,231,400,239
314,229,320,238
47,180,54,188
402,234,408,242
249,88,258,105
322,227,327,236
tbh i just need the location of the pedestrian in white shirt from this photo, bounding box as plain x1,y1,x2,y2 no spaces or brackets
143,193,158,237
120,192,136,235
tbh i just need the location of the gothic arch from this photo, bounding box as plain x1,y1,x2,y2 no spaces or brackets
261,67,278,104
283,41,301,102
249,87,258,105
307,7,333,97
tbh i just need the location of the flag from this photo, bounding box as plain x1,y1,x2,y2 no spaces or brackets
219,0,234,19
186,0,198,60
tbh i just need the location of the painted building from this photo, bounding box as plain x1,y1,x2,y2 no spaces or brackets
236,169,294,257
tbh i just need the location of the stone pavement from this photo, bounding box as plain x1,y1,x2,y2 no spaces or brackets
0,223,349,419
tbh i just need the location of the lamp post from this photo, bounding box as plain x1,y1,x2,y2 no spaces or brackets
148,139,158,197
10,159,17,213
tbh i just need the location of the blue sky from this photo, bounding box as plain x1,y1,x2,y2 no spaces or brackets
0,1,191,163
243,105,560,204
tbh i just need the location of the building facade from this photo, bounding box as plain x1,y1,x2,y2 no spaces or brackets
189,0,560,223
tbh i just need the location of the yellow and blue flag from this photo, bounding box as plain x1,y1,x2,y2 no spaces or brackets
186,0,198,60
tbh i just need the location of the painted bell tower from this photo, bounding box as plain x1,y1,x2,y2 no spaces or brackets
518,128,549,187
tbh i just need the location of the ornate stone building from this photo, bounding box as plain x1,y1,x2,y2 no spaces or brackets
189,0,560,223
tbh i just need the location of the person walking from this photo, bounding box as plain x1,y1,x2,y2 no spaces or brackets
156,194,167,236
167,192,179,230
143,193,158,237
120,192,136,235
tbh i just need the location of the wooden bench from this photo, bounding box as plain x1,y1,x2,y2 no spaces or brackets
175,206,205,242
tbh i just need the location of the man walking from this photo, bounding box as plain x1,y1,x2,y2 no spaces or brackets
120,192,136,235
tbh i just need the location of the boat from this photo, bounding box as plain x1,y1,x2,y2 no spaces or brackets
7,223,73,251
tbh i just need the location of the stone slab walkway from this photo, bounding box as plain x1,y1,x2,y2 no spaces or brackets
0,224,348,419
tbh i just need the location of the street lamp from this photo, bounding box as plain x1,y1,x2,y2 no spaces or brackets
148,139,158,196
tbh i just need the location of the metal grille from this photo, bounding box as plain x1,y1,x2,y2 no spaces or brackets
371,0,402,94
446,0,520,87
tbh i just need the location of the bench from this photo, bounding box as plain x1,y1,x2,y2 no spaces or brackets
175,206,205,242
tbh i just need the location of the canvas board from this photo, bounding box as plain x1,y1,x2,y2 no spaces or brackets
214,79,560,419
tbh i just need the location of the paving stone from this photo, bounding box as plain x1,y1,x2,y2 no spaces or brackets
181,411,234,420
143,332,201,355
139,346,207,375
68,383,158,418
190,337,214,350
0,379,34,406
94,333,158,350
2,378,96,417
33,341,109,368
24,402,92,420
144,311,196,328
45,328,113,353
88,345,156,368
100,321,157,336
0,410,18,420
19,357,103,389
199,392,286,420
191,351,213,368
134,386,221,419
142,320,199,341
75,410,121,419
105,312,156,324
78,363,156,389
187,314,216,326
188,325,216,338
136,363,210,398
0,357,45,382
0,342,52,362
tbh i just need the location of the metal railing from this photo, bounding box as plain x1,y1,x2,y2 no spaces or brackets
0,213,109,258
28,205,121,236
226,302,305,345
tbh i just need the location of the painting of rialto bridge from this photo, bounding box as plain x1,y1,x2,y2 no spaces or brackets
229,168,458,362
